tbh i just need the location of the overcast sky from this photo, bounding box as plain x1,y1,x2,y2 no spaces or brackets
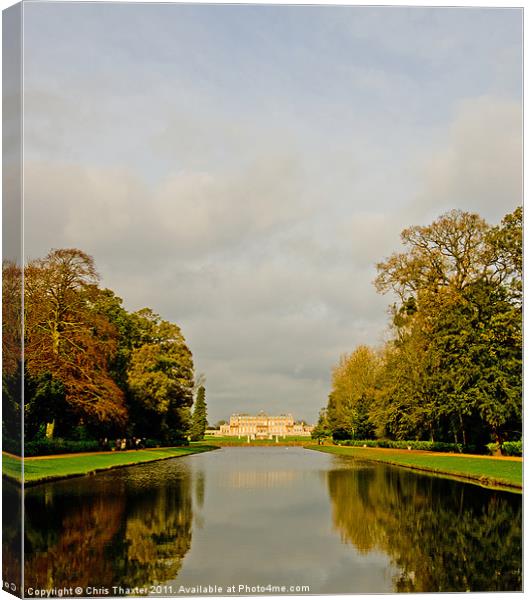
21,3,522,423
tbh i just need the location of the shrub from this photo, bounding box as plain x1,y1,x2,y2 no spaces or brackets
144,438,162,448
501,441,522,457
486,442,500,456
332,428,352,442
341,439,462,453
25,438,100,457
142,437,188,448
342,440,378,448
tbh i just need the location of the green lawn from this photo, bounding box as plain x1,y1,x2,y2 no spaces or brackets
2,444,218,485
307,445,522,490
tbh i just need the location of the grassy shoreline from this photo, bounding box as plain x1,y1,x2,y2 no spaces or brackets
2,444,219,486
4,442,521,491
306,445,522,491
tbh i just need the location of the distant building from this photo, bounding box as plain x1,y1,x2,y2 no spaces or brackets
207,411,313,439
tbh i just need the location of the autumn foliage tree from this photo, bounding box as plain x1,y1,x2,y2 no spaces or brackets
327,346,379,440
24,249,127,435
12,248,197,451
2,261,22,378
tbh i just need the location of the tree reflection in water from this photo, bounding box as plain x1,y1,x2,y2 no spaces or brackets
7,453,523,594
3,480,22,589
23,461,195,592
326,461,521,592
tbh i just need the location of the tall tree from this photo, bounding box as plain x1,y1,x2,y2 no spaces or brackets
190,385,207,441
427,279,521,445
327,346,379,440
24,249,127,435
375,210,492,300
127,309,194,442
2,260,22,378
373,208,522,445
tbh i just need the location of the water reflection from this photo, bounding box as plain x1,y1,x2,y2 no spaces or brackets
228,470,300,488
3,480,22,590
15,448,523,594
326,459,522,592
23,459,195,592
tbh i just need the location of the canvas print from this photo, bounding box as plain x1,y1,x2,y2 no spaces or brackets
2,2,522,597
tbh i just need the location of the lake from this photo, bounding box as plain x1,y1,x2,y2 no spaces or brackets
4,447,522,594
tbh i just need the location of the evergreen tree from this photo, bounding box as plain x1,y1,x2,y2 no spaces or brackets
190,386,208,441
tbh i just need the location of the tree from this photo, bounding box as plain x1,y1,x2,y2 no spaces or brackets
127,310,194,442
190,386,207,441
311,408,330,442
12,247,200,448
428,280,521,445
91,288,140,391
375,210,492,300
370,295,444,442
326,346,379,440
24,249,127,435
2,261,22,453
373,208,522,446
486,206,522,305
2,260,22,378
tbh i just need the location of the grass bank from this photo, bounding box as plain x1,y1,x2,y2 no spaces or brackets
307,445,522,491
2,444,218,485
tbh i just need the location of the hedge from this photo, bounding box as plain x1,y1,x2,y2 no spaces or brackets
339,439,463,453
24,438,100,457
502,441,523,456
486,441,522,457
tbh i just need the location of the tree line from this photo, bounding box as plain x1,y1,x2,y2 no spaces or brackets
314,208,522,450
3,248,208,454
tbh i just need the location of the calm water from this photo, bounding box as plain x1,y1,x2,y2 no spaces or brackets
4,447,522,595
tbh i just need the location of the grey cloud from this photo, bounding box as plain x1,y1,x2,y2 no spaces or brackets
183,310,387,422
24,161,146,261
24,155,390,422
344,212,405,270
412,95,522,221
20,7,521,424
24,154,307,261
